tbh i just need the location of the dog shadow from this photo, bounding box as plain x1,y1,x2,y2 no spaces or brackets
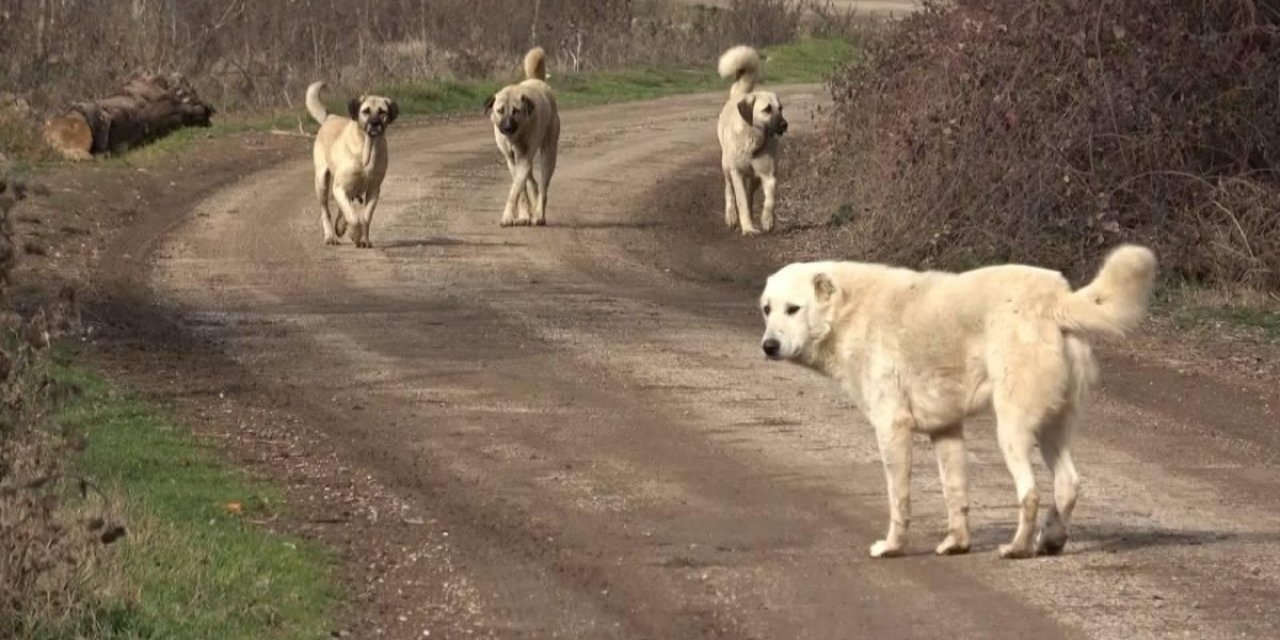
965,521,1277,555
566,221,666,230
378,237,523,249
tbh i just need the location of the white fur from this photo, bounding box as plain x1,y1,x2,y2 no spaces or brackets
759,245,1157,558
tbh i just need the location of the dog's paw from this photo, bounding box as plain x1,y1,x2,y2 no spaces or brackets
869,540,904,559
935,535,971,556
534,218,546,227
499,217,516,227
761,220,775,233
998,543,1035,560
514,217,532,227
356,240,373,249
324,236,340,246
740,226,762,236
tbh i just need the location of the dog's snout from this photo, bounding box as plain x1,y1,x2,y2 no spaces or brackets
774,117,788,135
762,338,781,358
498,117,518,135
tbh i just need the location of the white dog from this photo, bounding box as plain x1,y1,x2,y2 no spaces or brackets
484,47,560,227
717,45,787,235
759,246,1157,559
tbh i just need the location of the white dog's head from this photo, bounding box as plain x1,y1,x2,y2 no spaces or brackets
347,94,398,138
759,262,839,362
484,87,535,137
737,91,788,138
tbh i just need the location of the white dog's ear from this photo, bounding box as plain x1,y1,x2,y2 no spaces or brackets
737,96,755,124
483,95,496,115
521,95,535,114
347,97,362,120
813,272,837,302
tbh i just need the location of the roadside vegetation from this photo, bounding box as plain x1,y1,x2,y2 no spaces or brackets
1,2,860,638
790,0,1280,302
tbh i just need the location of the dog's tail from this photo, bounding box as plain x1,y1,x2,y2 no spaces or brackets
306,82,329,125
1054,244,1157,338
524,47,548,81
719,45,761,97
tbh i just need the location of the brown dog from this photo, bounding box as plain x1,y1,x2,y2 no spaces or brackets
483,48,560,227
306,82,397,247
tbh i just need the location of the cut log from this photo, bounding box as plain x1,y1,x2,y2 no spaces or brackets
42,72,215,160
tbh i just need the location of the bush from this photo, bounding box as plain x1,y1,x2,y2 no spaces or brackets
0,177,115,637
810,0,1280,287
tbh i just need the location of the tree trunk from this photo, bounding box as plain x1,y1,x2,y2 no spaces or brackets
42,73,215,161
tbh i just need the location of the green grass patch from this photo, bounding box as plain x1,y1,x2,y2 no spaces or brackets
383,37,854,114
40,362,337,640
1154,284,1280,341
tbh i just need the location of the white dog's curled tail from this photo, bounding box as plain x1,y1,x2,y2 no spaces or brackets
305,81,329,125
524,47,548,81
719,45,761,97
1055,244,1158,338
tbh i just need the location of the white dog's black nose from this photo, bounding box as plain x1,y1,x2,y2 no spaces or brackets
762,339,781,358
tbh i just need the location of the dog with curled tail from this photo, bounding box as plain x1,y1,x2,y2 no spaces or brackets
306,82,397,247
484,47,561,227
717,45,788,235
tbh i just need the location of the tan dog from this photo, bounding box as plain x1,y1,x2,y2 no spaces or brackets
306,82,397,247
717,45,788,235
484,47,560,227
759,246,1158,559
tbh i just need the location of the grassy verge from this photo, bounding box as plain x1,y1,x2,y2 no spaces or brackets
42,360,336,640
120,37,854,161
1153,284,1280,342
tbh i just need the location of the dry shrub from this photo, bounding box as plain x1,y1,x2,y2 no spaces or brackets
0,177,115,637
809,0,1280,287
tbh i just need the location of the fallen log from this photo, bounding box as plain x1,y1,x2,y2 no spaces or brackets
42,72,215,160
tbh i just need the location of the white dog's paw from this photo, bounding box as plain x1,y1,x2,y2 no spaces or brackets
499,216,516,227
998,543,1035,560
761,219,775,233
934,534,971,556
740,226,762,236
869,540,904,559
324,235,340,246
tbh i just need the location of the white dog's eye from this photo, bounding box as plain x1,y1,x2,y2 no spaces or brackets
762,305,771,316
786,305,800,316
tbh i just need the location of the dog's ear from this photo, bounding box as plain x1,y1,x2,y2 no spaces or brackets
813,272,837,302
737,96,755,124
521,95,535,114
386,99,399,124
483,94,496,115
347,98,362,120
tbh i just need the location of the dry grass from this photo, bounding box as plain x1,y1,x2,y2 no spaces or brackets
794,0,1280,288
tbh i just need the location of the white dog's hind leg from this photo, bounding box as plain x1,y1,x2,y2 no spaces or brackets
760,172,777,233
534,145,555,226
729,170,759,235
994,403,1041,559
931,424,971,555
870,410,914,558
523,174,539,224
1036,410,1080,555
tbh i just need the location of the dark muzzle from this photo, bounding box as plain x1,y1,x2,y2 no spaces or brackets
364,117,385,137
768,117,788,136
498,117,518,136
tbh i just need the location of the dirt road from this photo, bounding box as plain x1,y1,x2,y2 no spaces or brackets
105,89,1280,638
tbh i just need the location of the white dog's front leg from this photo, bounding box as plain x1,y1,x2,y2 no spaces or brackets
760,173,778,233
357,188,380,249
723,168,738,228
729,170,758,235
502,158,533,227
870,410,914,558
332,187,361,246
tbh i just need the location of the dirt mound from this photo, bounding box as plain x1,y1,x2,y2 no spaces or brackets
799,0,1280,287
